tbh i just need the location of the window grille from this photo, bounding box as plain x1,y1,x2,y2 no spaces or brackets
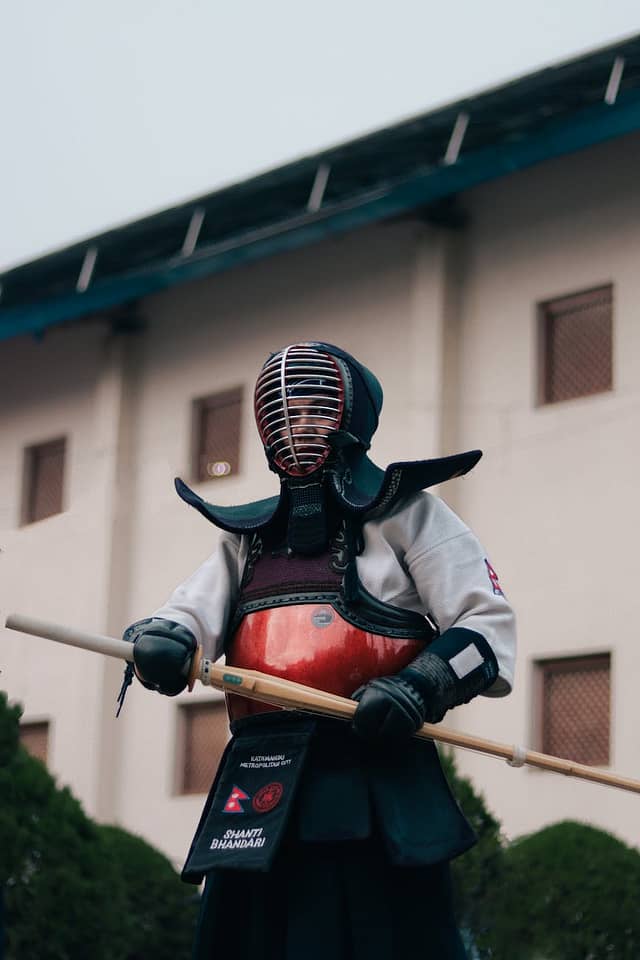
22,437,66,524
539,285,612,404
20,720,50,765
179,700,229,795
193,388,242,482
538,654,610,766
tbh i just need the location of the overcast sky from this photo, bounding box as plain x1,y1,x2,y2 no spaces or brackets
2,1,639,271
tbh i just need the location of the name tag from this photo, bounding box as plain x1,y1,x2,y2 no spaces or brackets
183,718,315,874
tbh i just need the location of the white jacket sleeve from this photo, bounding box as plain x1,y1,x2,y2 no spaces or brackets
401,494,517,696
152,532,247,661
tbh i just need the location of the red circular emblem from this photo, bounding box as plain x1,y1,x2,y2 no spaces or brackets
252,782,284,813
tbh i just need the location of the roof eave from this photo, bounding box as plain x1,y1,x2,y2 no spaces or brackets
2,87,640,343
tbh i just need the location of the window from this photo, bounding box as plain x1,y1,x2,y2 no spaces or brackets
538,285,612,404
20,720,50,765
193,388,242,482
178,700,229,795
536,654,610,766
22,437,66,524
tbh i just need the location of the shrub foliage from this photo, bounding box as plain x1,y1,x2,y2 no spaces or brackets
443,750,640,959
488,820,640,960
0,691,197,960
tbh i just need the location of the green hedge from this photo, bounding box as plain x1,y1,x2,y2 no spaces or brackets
488,820,640,960
98,825,200,960
0,691,198,960
443,751,640,959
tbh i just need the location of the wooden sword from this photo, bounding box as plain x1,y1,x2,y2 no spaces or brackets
5,612,640,796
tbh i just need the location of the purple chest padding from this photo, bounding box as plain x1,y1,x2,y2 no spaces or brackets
239,546,343,604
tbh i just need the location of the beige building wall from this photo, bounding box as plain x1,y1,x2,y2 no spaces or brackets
2,130,639,866
0,323,137,816
451,130,640,843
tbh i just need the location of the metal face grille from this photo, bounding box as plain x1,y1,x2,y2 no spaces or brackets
539,654,610,766
540,285,613,404
20,721,50,765
254,344,345,477
22,437,66,524
179,700,229,795
194,387,242,482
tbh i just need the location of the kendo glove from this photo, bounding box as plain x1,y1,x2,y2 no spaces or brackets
124,617,197,696
352,627,499,742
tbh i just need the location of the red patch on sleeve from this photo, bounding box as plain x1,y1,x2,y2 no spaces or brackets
484,559,505,597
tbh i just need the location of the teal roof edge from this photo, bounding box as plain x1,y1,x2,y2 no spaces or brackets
2,87,640,343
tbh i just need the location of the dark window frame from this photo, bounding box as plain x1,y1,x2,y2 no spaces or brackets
191,387,243,483
176,698,229,796
19,719,50,765
537,284,613,406
21,436,67,525
534,653,611,767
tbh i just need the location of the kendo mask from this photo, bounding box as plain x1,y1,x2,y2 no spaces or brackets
254,341,384,553
256,341,384,471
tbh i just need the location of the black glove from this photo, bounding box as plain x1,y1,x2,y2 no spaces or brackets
124,618,197,696
352,627,498,742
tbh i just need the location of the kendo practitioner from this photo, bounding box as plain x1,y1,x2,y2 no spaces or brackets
123,341,516,959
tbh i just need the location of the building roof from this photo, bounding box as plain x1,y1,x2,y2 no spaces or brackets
2,34,640,342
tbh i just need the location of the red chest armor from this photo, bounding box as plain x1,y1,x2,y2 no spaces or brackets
225,532,433,720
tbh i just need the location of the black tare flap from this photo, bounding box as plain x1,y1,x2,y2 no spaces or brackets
183,719,314,874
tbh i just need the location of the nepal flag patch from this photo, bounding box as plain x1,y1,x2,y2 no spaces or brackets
223,785,250,813
484,559,505,597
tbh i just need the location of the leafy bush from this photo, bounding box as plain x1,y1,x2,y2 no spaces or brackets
488,820,640,960
0,691,197,960
442,753,640,960
98,825,198,960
